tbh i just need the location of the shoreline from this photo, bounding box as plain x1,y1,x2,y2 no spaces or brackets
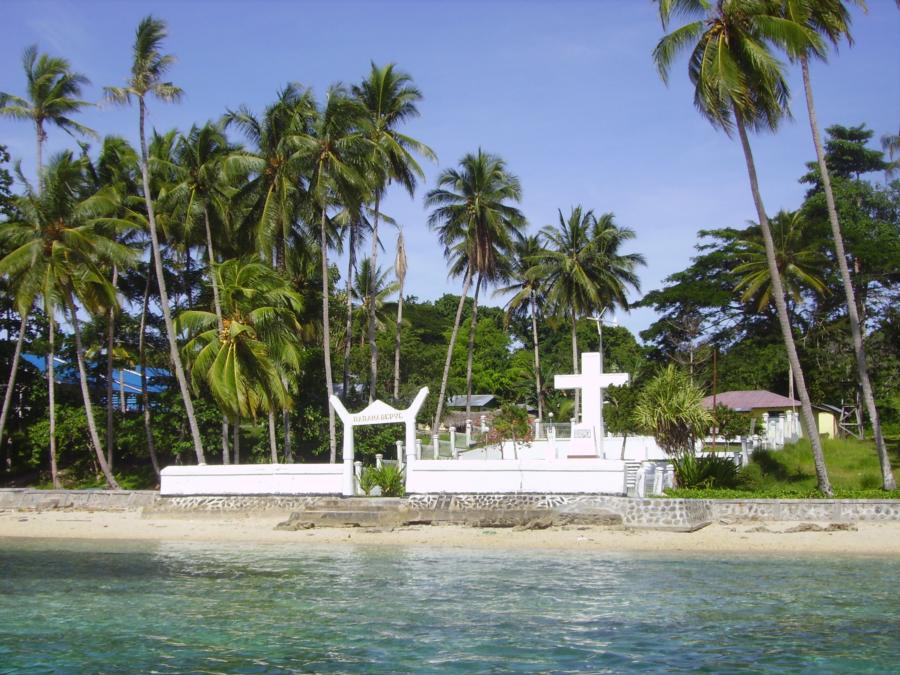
1,510,899,555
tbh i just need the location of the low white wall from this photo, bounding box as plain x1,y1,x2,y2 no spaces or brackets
460,436,668,462
160,464,344,496
405,459,627,494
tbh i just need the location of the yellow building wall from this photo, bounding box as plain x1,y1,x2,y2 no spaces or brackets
817,411,838,438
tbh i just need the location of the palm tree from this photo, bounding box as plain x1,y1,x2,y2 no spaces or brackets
353,63,435,403
223,84,317,267
0,153,132,488
303,86,369,462
163,122,235,463
734,210,827,313
180,259,303,462
498,236,546,419
352,257,399,343
392,228,407,400
779,0,895,489
105,16,206,464
532,206,602,420
654,0,834,494
425,149,524,430
0,45,95,457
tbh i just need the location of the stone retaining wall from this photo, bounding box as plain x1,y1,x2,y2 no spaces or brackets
707,499,900,523
2,489,898,529
0,489,158,511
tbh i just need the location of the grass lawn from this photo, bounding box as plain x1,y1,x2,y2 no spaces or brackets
666,436,900,499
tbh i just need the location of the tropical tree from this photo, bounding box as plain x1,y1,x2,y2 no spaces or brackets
633,365,714,483
531,206,600,419
0,153,132,488
0,45,95,457
223,84,316,266
392,228,407,400
734,210,827,313
653,0,834,495
105,15,206,464
498,235,546,418
303,86,369,462
179,259,303,463
779,0,895,489
425,149,524,429
353,62,435,403
351,257,399,344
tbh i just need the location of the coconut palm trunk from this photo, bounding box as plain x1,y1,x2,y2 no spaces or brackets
138,97,206,465
138,269,160,476
367,194,382,404
734,108,832,496
800,57,895,490
203,208,230,465
0,313,29,459
105,265,117,470
320,207,337,462
432,267,473,431
342,225,356,398
232,416,240,464
268,409,278,463
571,313,579,422
393,233,407,400
47,313,59,488
283,408,292,462
66,294,120,489
529,290,543,419
464,274,482,415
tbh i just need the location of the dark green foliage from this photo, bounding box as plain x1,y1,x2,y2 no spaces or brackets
671,453,739,489
359,464,404,497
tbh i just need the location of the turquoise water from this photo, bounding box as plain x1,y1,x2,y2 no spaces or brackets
1,539,898,673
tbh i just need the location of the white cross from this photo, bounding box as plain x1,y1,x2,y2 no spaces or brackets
555,352,628,434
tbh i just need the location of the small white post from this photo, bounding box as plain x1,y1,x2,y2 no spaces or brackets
465,419,472,447
450,428,457,459
480,414,487,433
534,418,541,439
431,433,440,459
375,453,383,469
396,440,405,469
415,439,422,460
353,460,363,496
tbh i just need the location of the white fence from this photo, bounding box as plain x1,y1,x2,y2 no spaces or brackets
160,464,343,496
405,458,629,494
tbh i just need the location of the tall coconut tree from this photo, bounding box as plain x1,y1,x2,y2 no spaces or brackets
351,257,399,344
0,153,132,488
779,0,895,489
392,228,407,400
0,45,95,456
425,149,524,430
179,259,303,462
105,16,206,464
654,0,834,494
302,86,369,462
531,206,602,420
161,122,235,463
353,63,435,403
498,235,546,418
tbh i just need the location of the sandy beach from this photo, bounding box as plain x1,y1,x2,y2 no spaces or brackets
0,509,898,555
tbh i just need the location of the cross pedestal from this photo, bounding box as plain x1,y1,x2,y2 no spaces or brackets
554,352,628,457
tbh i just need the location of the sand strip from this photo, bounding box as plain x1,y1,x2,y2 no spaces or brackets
1,510,899,555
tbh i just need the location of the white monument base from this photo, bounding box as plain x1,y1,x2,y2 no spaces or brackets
160,464,344,496
405,458,628,494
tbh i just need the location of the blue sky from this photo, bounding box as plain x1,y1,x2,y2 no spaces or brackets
2,0,898,339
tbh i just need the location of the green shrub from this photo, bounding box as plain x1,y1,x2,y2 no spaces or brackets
360,464,405,497
672,453,739,489
736,462,764,490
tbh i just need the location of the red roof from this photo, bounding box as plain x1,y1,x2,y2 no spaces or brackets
702,390,800,411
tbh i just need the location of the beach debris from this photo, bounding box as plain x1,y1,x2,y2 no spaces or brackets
512,517,554,531
783,522,858,533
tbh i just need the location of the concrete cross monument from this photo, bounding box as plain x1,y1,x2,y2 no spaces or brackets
330,387,429,496
554,352,628,457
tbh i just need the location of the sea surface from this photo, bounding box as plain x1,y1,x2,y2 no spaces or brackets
0,538,898,673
